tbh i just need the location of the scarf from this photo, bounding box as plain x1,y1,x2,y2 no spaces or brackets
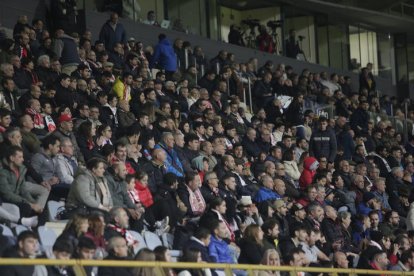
107,223,138,247
26,108,45,129
123,82,131,101
187,185,206,216
44,115,56,132
128,189,140,205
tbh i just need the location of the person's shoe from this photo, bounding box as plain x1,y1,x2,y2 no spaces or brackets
21,216,38,228
155,216,170,236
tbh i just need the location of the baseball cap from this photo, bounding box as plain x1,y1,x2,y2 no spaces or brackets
291,203,304,213
58,114,73,124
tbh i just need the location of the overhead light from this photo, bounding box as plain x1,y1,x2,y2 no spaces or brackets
237,1,248,7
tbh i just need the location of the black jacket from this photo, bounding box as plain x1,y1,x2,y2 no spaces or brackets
238,239,265,264
309,128,337,163
98,254,134,276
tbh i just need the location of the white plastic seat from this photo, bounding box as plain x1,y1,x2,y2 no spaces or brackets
38,225,57,255
47,201,65,222
143,231,162,250
129,230,147,254
0,224,14,237
161,232,182,258
15,225,29,235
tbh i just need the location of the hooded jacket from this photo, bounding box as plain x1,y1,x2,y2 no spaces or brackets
299,157,319,190
150,38,177,72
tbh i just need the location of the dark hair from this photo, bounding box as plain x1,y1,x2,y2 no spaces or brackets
185,133,199,145
53,239,74,255
153,246,169,261
97,123,110,137
78,121,94,138
78,236,96,250
163,172,178,187
6,145,23,161
261,219,279,235
17,230,38,243
185,171,198,183
125,174,135,184
282,149,295,162
193,227,211,240
86,157,106,171
0,108,12,118
209,197,224,210
41,135,60,149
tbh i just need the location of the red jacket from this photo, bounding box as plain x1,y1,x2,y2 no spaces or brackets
135,180,154,208
299,157,318,190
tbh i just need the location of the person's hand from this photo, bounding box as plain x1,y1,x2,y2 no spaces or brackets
392,243,400,255
128,208,140,220
40,181,51,191
30,203,43,214
48,177,59,186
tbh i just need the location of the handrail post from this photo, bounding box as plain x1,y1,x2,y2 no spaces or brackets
184,48,189,70
248,78,253,113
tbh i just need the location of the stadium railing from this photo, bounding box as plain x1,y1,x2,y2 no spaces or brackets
0,258,413,276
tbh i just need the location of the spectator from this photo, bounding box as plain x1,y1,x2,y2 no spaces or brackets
309,116,337,164
238,224,265,264
0,145,48,216
99,13,127,51
1,230,39,274
66,158,113,212
150,34,177,80
99,236,133,276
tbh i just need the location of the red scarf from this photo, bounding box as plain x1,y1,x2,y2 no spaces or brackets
107,223,138,247
26,108,44,129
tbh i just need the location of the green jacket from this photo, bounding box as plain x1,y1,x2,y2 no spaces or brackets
105,171,136,210
0,159,30,205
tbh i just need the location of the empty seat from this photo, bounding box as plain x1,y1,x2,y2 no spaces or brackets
15,225,29,235
129,230,147,254
143,231,162,250
38,226,57,256
161,232,182,258
0,224,14,237
47,201,65,222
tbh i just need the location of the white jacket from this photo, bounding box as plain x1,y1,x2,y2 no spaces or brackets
283,160,301,181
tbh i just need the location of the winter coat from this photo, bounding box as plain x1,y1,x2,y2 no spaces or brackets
238,239,265,264
0,159,29,205
66,169,113,209
254,187,280,203
283,160,301,180
154,142,184,177
150,38,177,72
299,157,318,190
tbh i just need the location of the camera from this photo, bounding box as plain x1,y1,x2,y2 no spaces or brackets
266,20,283,29
241,19,260,28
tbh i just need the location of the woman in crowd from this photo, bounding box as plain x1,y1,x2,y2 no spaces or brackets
133,248,156,276
238,224,265,264
76,121,100,161
56,213,89,250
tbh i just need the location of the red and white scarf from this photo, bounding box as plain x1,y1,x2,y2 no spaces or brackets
187,186,206,216
26,108,45,129
107,223,138,247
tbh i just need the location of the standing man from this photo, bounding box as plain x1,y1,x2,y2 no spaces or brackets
99,13,127,51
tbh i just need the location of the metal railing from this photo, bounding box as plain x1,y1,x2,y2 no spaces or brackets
0,258,413,276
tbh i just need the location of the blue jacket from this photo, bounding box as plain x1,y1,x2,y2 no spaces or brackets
99,21,127,50
154,143,184,177
150,38,177,72
254,187,279,203
209,235,234,264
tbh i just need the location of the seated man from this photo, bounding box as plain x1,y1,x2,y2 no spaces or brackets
54,137,78,186
34,239,74,275
104,207,139,256
1,230,39,275
0,146,48,217
31,135,61,198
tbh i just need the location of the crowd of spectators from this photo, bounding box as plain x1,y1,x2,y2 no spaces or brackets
1,8,414,276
